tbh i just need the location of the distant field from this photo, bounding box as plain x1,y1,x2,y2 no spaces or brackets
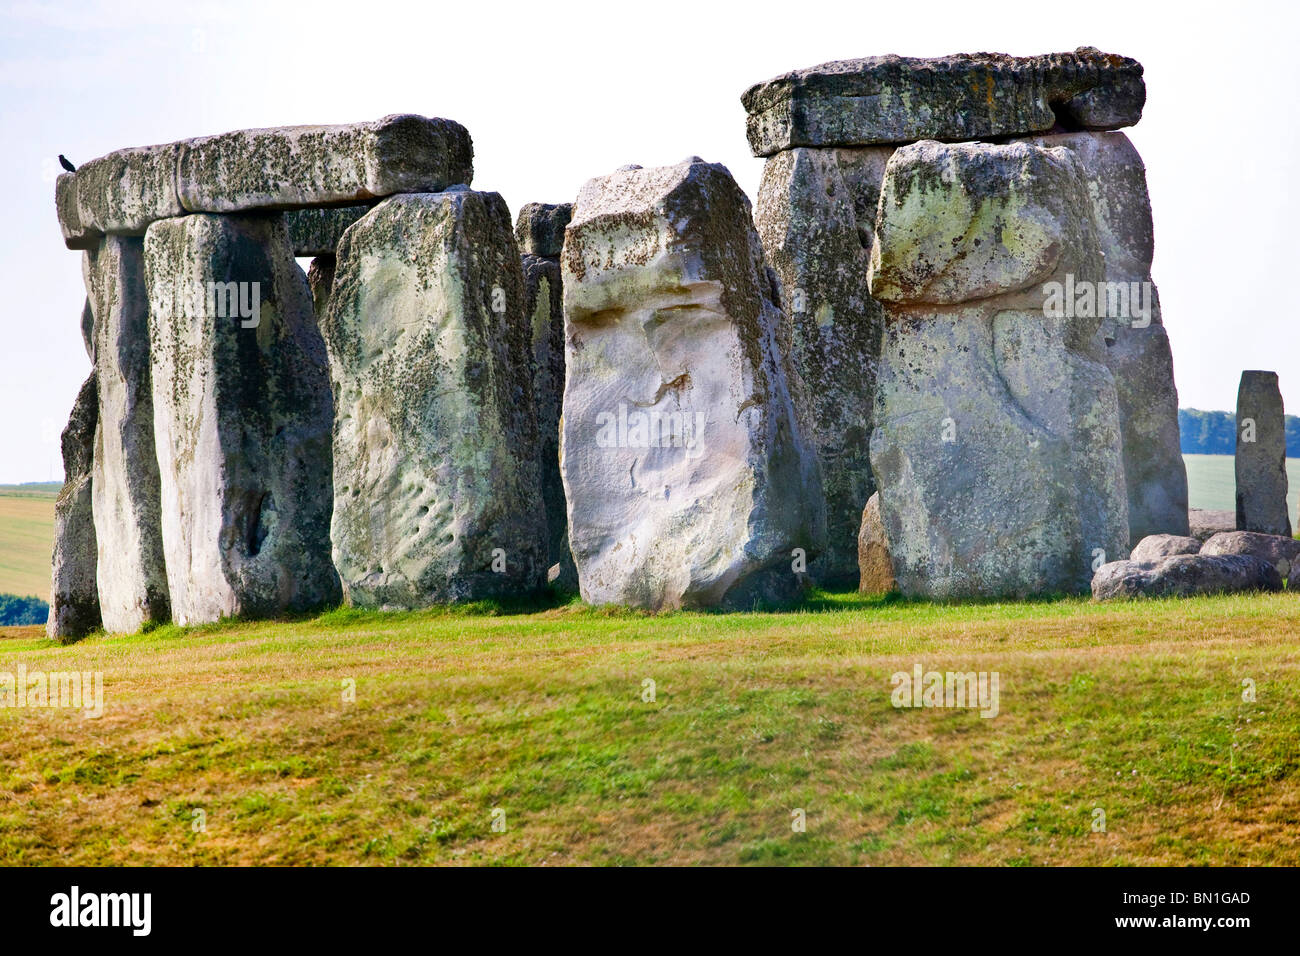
1184,454,1300,520
0,485,58,601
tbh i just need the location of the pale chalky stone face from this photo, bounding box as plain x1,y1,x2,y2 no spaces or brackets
47,375,102,642
741,47,1145,157
144,213,339,625
1024,131,1188,541
1235,370,1291,536
176,115,473,214
868,140,1129,599
561,158,825,610
320,191,547,608
83,235,171,634
755,145,891,587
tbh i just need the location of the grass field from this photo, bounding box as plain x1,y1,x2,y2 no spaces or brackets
1184,453,1300,518
1,591,1297,866
0,485,58,601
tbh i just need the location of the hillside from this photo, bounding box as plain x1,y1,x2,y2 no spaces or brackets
0,485,57,601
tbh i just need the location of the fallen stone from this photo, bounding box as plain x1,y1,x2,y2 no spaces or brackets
83,235,171,633
515,202,572,257
1235,370,1291,536
1129,534,1201,565
73,143,184,235
284,205,373,257
518,208,576,590
1200,531,1300,579
857,492,895,594
177,115,473,214
755,145,891,586
868,140,1129,598
561,158,825,609
321,191,548,608
46,375,101,642
144,212,340,624
742,47,1145,156
1025,131,1187,539
1092,553,1282,600
1189,508,1235,542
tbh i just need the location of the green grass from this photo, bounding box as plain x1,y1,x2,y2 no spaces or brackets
0,486,57,601
1183,453,1300,518
1,590,1297,866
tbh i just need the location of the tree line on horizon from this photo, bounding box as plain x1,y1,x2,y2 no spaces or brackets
0,594,48,626
1179,408,1300,456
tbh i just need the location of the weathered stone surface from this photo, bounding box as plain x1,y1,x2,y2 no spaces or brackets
755,145,890,586
1128,534,1201,565
1025,131,1187,539
1200,531,1300,578
868,140,1129,598
47,375,101,642
73,143,184,235
321,190,547,608
83,235,171,633
307,254,336,321
1092,553,1282,600
56,172,96,250
177,115,473,214
144,212,340,624
515,202,572,257
284,205,373,257
742,47,1145,156
561,158,825,610
79,297,94,361
1235,370,1290,536
1189,508,1235,542
520,224,575,590
857,492,895,594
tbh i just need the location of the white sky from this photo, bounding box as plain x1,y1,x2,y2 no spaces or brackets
1,0,1296,482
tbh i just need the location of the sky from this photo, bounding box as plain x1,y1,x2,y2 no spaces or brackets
1,0,1296,483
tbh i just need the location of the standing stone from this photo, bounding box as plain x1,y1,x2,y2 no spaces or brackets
47,376,101,642
857,492,895,595
1235,370,1290,536
741,48,1145,157
755,145,891,586
307,255,336,321
868,140,1129,598
83,235,171,633
561,158,825,610
144,213,340,625
321,190,547,608
516,202,576,590
1025,131,1187,539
